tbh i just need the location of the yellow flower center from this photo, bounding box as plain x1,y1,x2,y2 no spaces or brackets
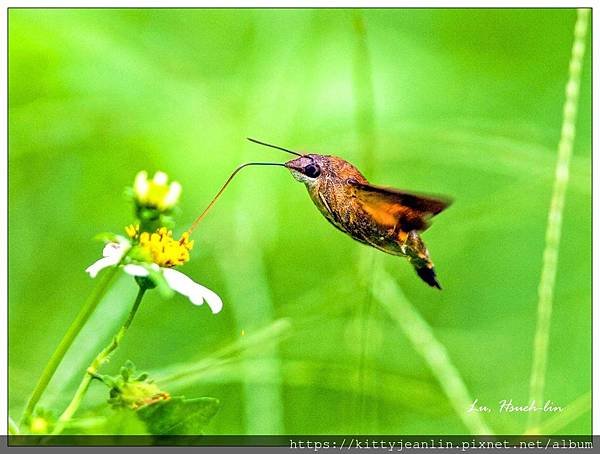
126,225,194,268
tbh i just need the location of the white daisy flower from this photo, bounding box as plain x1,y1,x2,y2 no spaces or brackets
85,227,222,314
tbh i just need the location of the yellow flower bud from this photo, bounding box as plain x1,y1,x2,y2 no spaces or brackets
133,170,181,211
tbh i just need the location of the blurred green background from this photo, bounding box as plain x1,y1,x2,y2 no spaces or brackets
9,8,591,435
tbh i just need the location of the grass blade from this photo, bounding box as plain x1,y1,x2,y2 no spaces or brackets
352,10,380,432
526,8,590,433
372,266,493,435
525,392,591,435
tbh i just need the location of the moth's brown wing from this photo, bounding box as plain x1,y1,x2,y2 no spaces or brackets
348,179,452,232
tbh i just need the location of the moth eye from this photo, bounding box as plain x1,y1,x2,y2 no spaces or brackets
304,163,321,178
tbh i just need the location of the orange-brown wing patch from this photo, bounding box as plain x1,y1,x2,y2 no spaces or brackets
358,196,417,228
349,179,451,232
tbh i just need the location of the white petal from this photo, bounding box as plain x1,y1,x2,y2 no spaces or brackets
85,235,131,278
152,171,168,185
102,242,124,259
102,243,119,257
123,264,150,277
87,239,131,278
134,170,149,200
102,236,131,258
86,256,119,278
162,181,182,208
162,268,223,314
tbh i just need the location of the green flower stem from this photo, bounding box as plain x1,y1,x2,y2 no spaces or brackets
52,286,147,435
19,265,120,428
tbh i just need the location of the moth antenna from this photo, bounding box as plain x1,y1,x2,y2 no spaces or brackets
247,137,303,157
187,162,286,235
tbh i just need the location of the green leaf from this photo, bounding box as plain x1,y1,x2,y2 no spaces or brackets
135,372,149,381
120,360,136,380
136,397,220,435
95,374,118,388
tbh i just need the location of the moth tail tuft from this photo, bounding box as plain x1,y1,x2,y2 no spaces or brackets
415,265,442,290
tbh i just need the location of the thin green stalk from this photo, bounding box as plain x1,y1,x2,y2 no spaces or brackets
372,266,493,435
52,286,147,435
355,252,378,433
527,9,589,432
217,219,284,435
212,21,286,434
352,11,376,177
352,10,379,433
19,265,120,427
